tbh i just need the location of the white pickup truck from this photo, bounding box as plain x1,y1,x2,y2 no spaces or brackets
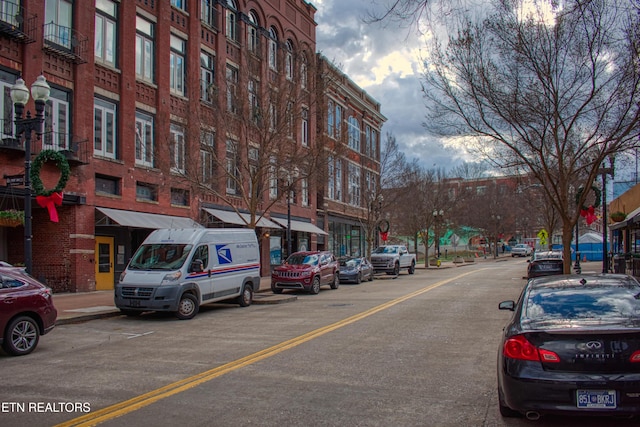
370,245,417,275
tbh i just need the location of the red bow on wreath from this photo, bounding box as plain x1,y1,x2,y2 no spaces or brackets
36,192,63,223
380,231,389,241
580,205,597,225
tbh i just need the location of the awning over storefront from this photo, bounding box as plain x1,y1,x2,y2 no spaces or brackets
271,217,328,235
202,208,282,228
96,207,202,229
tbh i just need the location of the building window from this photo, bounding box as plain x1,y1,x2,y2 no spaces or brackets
44,87,70,151
327,101,334,137
335,104,343,139
200,51,214,102
268,27,278,71
285,40,294,80
0,74,17,140
249,79,258,122
171,188,189,206
327,156,334,200
301,108,308,146
136,181,157,202
135,111,154,167
348,163,361,207
95,0,117,67
300,55,308,89
226,64,238,113
301,178,309,206
269,103,277,132
170,124,185,173
225,0,238,42
335,159,342,201
170,0,185,11
247,11,259,54
170,35,186,96
226,140,237,194
136,16,154,83
94,97,117,159
44,0,72,49
269,162,278,200
201,0,217,29
200,130,215,187
95,174,120,196
348,116,361,151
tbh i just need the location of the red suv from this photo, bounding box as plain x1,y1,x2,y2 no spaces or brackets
271,251,339,294
0,266,57,356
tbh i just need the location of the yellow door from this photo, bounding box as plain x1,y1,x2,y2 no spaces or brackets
95,236,114,290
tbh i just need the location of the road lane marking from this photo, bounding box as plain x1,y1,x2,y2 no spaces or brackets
55,268,485,427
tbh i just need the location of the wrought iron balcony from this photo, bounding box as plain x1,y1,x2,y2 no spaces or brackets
0,1,35,43
43,22,88,64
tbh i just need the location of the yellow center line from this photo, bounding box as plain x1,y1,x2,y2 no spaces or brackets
56,268,484,427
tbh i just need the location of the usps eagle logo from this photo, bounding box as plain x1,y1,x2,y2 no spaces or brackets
216,245,232,264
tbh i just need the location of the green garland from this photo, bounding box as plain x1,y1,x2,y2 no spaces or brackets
31,149,70,197
377,219,390,233
575,185,601,211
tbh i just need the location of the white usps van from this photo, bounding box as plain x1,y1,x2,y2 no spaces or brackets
115,228,260,319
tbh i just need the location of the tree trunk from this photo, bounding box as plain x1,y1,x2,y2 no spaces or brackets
561,220,575,274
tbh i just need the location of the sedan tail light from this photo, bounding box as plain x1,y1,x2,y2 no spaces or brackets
631,350,640,363
503,335,560,363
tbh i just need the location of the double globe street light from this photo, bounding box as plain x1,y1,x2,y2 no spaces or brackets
10,75,51,274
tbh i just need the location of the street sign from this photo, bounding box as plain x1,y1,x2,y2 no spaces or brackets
3,174,24,186
537,229,548,245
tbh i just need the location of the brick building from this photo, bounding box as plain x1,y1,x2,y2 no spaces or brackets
0,0,383,292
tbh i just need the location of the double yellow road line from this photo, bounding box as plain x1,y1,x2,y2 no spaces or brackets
57,269,482,427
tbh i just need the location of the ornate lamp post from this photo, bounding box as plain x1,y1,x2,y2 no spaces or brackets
599,157,614,273
285,167,299,259
10,76,51,274
433,209,444,258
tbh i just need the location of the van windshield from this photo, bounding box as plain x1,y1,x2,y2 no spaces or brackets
128,244,193,271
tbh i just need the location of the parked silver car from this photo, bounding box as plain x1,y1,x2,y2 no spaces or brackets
511,244,533,257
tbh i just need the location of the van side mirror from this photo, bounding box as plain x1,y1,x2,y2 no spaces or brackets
190,259,204,273
498,301,515,311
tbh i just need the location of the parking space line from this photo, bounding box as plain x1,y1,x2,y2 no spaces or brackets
55,268,485,427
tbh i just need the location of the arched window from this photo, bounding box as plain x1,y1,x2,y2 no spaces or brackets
225,0,238,41
247,11,259,53
348,116,360,151
268,27,278,71
300,54,308,89
285,40,294,80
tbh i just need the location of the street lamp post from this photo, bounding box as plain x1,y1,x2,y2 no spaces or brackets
433,209,444,258
599,158,614,273
10,76,51,275
285,167,299,259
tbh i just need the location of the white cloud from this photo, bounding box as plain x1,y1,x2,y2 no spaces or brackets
315,0,471,172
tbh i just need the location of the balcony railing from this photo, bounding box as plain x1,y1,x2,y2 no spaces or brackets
0,1,35,42
43,22,88,64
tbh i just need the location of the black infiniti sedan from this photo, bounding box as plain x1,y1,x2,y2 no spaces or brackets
497,274,640,420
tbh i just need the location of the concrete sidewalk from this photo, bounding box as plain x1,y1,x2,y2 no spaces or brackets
53,277,294,325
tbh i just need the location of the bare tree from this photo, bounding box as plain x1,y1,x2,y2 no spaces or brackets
422,0,640,272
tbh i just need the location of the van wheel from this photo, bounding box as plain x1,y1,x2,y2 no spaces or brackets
237,284,253,307
310,277,321,294
176,293,199,320
2,316,40,356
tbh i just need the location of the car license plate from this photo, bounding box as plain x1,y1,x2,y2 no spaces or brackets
128,299,141,308
576,390,617,409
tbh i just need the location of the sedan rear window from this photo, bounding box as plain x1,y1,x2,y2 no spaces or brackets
522,284,640,328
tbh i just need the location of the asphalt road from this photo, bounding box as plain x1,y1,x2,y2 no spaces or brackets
1,258,636,427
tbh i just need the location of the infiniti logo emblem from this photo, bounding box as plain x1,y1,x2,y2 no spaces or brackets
586,341,602,350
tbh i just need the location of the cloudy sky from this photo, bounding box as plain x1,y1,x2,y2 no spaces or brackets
313,0,473,172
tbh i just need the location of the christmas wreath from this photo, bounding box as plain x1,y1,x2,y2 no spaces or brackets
30,149,70,223
575,186,601,225
377,219,390,242
31,149,70,197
